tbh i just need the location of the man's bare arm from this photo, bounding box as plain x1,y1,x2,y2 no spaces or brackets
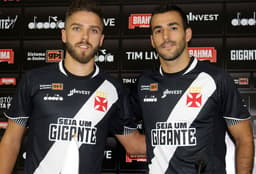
228,119,254,174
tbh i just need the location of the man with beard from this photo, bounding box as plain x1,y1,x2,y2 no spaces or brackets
129,5,254,174
0,0,145,173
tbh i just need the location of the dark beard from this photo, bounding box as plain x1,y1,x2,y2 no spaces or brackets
65,42,99,64
158,40,186,61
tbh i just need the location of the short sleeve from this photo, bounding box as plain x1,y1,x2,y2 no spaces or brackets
4,72,32,127
219,72,251,122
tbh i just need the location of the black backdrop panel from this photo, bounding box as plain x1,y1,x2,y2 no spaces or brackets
225,37,256,71
179,3,224,36
121,39,159,72
0,41,20,73
101,5,120,38
23,7,66,39
22,40,64,71
96,39,119,72
189,38,223,66
226,2,256,36
122,5,157,37
0,7,22,38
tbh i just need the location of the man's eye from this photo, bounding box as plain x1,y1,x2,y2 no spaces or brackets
72,27,80,31
91,29,99,34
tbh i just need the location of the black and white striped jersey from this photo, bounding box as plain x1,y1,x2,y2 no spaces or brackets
130,57,250,174
5,61,134,174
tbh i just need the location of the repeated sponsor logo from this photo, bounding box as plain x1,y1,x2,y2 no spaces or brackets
103,18,116,27
43,93,63,101
128,14,151,29
0,49,14,64
28,16,64,30
125,153,147,163
0,96,12,109
46,50,63,63
151,121,196,146
187,12,219,22
40,83,63,90
126,51,158,61
49,117,97,144
27,51,45,61
186,86,202,108
230,49,256,61
0,15,18,30
234,77,249,86
140,83,158,91
67,88,91,97
122,77,137,84
231,12,256,26
95,49,114,63
143,95,157,103
188,47,217,63
161,89,183,99
94,91,108,112
0,77,16,86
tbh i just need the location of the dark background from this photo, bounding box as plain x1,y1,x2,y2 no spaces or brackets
0,0,256,173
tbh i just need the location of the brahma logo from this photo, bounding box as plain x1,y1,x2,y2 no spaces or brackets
128,14,151,29
188,47,217,63
46,50,63,63
94,91,108,112
0,49,14,64
0,78,16,86
186,86,202,108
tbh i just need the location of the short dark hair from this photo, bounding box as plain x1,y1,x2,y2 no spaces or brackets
150,4,190,31
65,0,104,29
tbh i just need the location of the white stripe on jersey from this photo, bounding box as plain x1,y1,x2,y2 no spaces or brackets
148,72,216,174
34,80,118,174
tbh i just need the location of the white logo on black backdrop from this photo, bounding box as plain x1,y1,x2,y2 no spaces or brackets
231,12,256,26
0,15,18,29
28,16,64,30
95,49,114,63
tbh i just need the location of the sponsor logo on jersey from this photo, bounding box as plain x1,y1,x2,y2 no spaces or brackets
140,83,158,91
94,91,108,112
0,15,18,30
161,89,183,99
187,12,219,22
128,14,151,29
0,96,12,109
143,95,157,103
28,16,64,30
67,88,91,96
188,47,217,63
46,50,63,63
126,51,158,61
52,83,63,90
0,49,14,64
49,117,97,144
186,86,202,108
151,121,196,146
230,49,256,61
231,12,256,26
40,83,63,90
0,77,16,86
43,93,63,101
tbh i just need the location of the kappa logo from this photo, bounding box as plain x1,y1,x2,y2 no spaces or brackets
94,91,108,112
186,87,202,108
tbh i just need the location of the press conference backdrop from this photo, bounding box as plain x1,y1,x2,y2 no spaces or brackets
0,0,256,173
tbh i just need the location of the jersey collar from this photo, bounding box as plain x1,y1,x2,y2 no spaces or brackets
159,57,198,76
58,60,100,79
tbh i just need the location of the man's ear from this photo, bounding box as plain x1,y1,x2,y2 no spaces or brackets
61,29,66,43
185,28,192,42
